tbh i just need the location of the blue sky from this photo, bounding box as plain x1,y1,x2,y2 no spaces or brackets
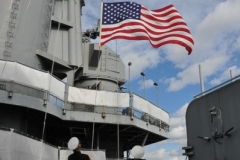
82,0,240,159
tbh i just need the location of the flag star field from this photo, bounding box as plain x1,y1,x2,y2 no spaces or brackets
102,2,141,24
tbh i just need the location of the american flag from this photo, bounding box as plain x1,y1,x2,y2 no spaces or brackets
100,2,194,54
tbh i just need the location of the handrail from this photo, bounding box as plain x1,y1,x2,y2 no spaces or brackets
194,74,240,99
0,60,169,125
0,79,64,108
132,92,170,115
0,79,170,129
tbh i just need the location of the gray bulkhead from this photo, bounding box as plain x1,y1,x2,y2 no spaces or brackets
184,80,240,160
0,0,125,91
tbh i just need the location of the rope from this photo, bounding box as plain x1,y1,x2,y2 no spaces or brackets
115,39,120,160
41,0,63,141
0,61,8,79
91,46,102,150
116,77,120,158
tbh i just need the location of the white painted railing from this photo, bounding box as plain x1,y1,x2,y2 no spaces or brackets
0,60,169,124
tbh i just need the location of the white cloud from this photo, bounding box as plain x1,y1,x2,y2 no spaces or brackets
173,103,188,117
144,148,169,159
163,0,240,92
154,149,169,159
169,149,187,160
164,45,230,92
138,79,155,90
168,103,188,145
210,65,240,85
120,42,161,80
169,156,186,160
144,145,187,160
169,103,188,129
144,103,188,159
170,126,186,139
170,117,185,129
197,0,240,38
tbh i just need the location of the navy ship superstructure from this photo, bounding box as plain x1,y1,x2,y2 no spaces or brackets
0,0,170,159
183,76,240,160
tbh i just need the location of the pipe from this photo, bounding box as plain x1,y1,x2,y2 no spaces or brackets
199,64,205,95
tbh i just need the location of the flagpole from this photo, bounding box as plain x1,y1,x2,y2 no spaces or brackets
99,0,103,47
91,0,103,152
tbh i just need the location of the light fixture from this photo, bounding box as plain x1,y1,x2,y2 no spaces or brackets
140,72,145,98
153,82,159,107
8,91,13,98
62,109,66,115
43,100,47,106
102,112,106,118
128,62,132,91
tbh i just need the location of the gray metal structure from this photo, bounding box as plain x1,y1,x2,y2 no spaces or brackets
183,78,240,160
0,0,170,159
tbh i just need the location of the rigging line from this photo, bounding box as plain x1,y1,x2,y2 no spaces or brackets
117,77,119,159
27,0,32,9
41,0,64,141
0,61,8,80
116,39,120,160
91,46,101,151
8,0,14,10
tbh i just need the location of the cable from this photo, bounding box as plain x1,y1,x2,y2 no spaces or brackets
41,0,63,141
91,45,101,151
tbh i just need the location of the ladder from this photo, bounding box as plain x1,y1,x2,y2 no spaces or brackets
4,0,21,59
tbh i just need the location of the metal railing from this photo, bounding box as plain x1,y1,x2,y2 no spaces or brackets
0,79,170,131
133,92,169,115
0,79,64,108
194,74,240,99
71,104,169,131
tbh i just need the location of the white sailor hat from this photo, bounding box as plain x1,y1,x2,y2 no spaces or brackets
68,137,80,150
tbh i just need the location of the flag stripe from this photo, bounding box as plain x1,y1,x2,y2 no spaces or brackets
102,20,189,33
100,2,194,54
142,8,181,19
101,30,194,44
101,31,193,46
102,26,192,39
141,13,184,23
141,16,186,27
101,35,193,54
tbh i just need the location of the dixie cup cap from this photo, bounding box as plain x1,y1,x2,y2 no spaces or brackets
68,137,80,150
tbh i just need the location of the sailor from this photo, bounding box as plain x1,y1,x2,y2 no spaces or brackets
68,137,92,160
